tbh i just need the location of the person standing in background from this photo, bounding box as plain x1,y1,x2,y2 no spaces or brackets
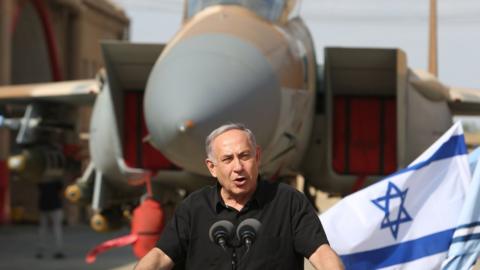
36,179,65,259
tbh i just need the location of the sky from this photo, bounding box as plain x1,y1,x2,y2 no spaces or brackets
110,0,480,89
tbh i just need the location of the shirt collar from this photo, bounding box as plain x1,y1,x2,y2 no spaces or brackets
212,178,266,213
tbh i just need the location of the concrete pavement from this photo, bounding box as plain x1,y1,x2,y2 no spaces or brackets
0,224,137,270
0,223,317,270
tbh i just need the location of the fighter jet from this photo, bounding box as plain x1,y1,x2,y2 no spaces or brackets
1,0,480,259
83,0,480,229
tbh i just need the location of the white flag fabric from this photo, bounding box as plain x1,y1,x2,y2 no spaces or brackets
441,147,480,270
320,122,470,269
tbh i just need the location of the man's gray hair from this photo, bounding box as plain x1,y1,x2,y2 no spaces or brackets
205,123,257,161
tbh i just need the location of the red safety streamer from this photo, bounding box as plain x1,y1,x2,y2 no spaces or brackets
85,198,165,263
85,234,138,264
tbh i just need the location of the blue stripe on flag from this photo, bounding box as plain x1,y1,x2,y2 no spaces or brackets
451,233,480,244
341,228,455,269
455,221,480,230
409,135,467,167
381,135,467,181
449,222,480,244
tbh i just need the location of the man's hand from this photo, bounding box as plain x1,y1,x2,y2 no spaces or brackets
134,248,174,270
308,244,345,270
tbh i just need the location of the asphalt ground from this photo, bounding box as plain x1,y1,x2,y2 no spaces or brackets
0,188,338,270
0,224,137,270
0,223,320,270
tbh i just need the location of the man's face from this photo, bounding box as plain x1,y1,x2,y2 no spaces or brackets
206,129,260,200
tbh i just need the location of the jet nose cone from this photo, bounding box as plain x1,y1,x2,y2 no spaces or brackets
144,34,281,175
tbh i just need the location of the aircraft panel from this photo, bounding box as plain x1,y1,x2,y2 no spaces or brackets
101,42,165,91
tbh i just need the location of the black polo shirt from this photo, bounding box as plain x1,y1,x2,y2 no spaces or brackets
157,179,329,270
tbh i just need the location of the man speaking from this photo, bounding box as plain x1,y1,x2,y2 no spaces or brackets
135,123,344,270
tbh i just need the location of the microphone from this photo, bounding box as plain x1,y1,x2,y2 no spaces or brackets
236,218,261,251
209,220,234,250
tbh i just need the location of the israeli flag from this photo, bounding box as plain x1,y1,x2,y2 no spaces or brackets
320,122,470,269
441,147,480,270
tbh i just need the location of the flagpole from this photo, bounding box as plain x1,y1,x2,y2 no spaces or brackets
428,0,438,77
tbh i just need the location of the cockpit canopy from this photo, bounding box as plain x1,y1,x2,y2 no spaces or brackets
184,0,301,23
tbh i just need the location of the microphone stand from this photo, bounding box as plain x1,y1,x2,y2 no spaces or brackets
231,249,237,270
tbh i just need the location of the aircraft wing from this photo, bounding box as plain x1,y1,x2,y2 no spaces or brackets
409,69,480,115
0,79,99,105
447,86,480,116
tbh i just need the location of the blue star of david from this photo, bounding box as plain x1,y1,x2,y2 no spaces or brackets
371,182,412,239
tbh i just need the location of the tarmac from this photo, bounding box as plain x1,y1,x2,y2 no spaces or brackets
0,223,318,270
0,182,334,270
0,224,137,270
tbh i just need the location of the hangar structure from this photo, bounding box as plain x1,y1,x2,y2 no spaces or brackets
0,0,129,224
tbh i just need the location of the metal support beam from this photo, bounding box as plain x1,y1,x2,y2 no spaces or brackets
0,0,13,85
